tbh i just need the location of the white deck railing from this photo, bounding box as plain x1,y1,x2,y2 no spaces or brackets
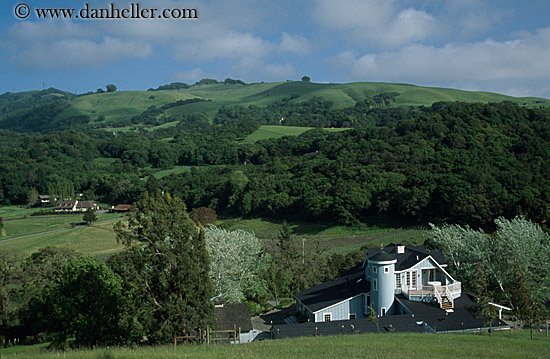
401,281,461,307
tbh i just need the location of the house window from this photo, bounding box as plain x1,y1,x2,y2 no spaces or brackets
395,273,401,289
381,307,386,317
374,279,377,291
384,267,389,273
406,272,411,286
349,313,356,320
373,267,377,273
366,295,371,307
324,313,332,322
412,270,417,288
428,268,436,282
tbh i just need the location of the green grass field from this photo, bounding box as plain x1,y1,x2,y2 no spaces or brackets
1,204,426,260
243,125,350,143
1,330,547,359
0,217,125,258
2,215,82,239
219,217,429,254
0,206,37,220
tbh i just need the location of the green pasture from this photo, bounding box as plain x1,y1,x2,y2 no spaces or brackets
60,90,199,123
0,206,37,220
244,125,349,143
218,217,429,254
0,216,125,258
2,215,82,239
1,330,547,359
1,203,427,259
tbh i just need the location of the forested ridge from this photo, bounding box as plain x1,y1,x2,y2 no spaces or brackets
1,94,549,227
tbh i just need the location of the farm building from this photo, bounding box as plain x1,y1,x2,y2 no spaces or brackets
278,243,508,338
54,199,99,212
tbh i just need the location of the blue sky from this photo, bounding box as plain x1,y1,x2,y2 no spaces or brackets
1,0,550,97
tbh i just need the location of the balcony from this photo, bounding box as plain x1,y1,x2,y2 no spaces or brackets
400,281,461,309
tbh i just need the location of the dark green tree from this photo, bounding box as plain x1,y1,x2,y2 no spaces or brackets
263,260,292,306
114,191,214,343
0,249,20,324
106,84,117,93
37,256,125,346
82,208,97,225
301,76,311,82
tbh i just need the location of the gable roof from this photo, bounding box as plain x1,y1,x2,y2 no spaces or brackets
294,264,370,313
55,200,77,209
111,204,132,212
214,303,253,332
396,293,508,332
76,200,98,209
366,243,447,271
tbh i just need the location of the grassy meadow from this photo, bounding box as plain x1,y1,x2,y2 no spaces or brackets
1,203,427,260
0,208,125,258
219,217,429,254
1,330,547,359
243,125,349,143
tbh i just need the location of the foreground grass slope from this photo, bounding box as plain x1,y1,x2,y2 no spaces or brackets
1,331,547,359
62,81,548,125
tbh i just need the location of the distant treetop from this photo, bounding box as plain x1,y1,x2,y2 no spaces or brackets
147,82,191,91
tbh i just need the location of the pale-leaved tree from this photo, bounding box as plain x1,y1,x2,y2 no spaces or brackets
204,226,270,303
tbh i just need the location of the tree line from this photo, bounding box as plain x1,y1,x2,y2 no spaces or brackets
0,101,549,226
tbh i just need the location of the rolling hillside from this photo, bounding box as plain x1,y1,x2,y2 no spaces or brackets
43,81,550,125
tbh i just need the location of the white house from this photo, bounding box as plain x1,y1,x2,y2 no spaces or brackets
295,243,461,322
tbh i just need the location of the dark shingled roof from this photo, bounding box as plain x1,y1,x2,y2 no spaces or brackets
271,315,426,339
370,250,396,262
273,294,509,339
214,303,253,332
396,293,508,332
367,243,447,271
76,200,98,209
294,264,370,313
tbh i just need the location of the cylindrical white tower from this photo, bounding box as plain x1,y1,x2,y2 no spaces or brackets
369,251,397,317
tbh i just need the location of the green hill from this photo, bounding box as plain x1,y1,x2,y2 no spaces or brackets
50,81,550,124
1,81,547,133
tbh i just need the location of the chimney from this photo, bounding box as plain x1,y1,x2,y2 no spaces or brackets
397,245,405,254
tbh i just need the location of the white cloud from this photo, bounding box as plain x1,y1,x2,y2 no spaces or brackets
443,0,510,38
279,33,311,56
173,68,211,83
313,0,440,48
175,31,273,61
8,30,151,69
231,58,297,82
338,27,550,96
